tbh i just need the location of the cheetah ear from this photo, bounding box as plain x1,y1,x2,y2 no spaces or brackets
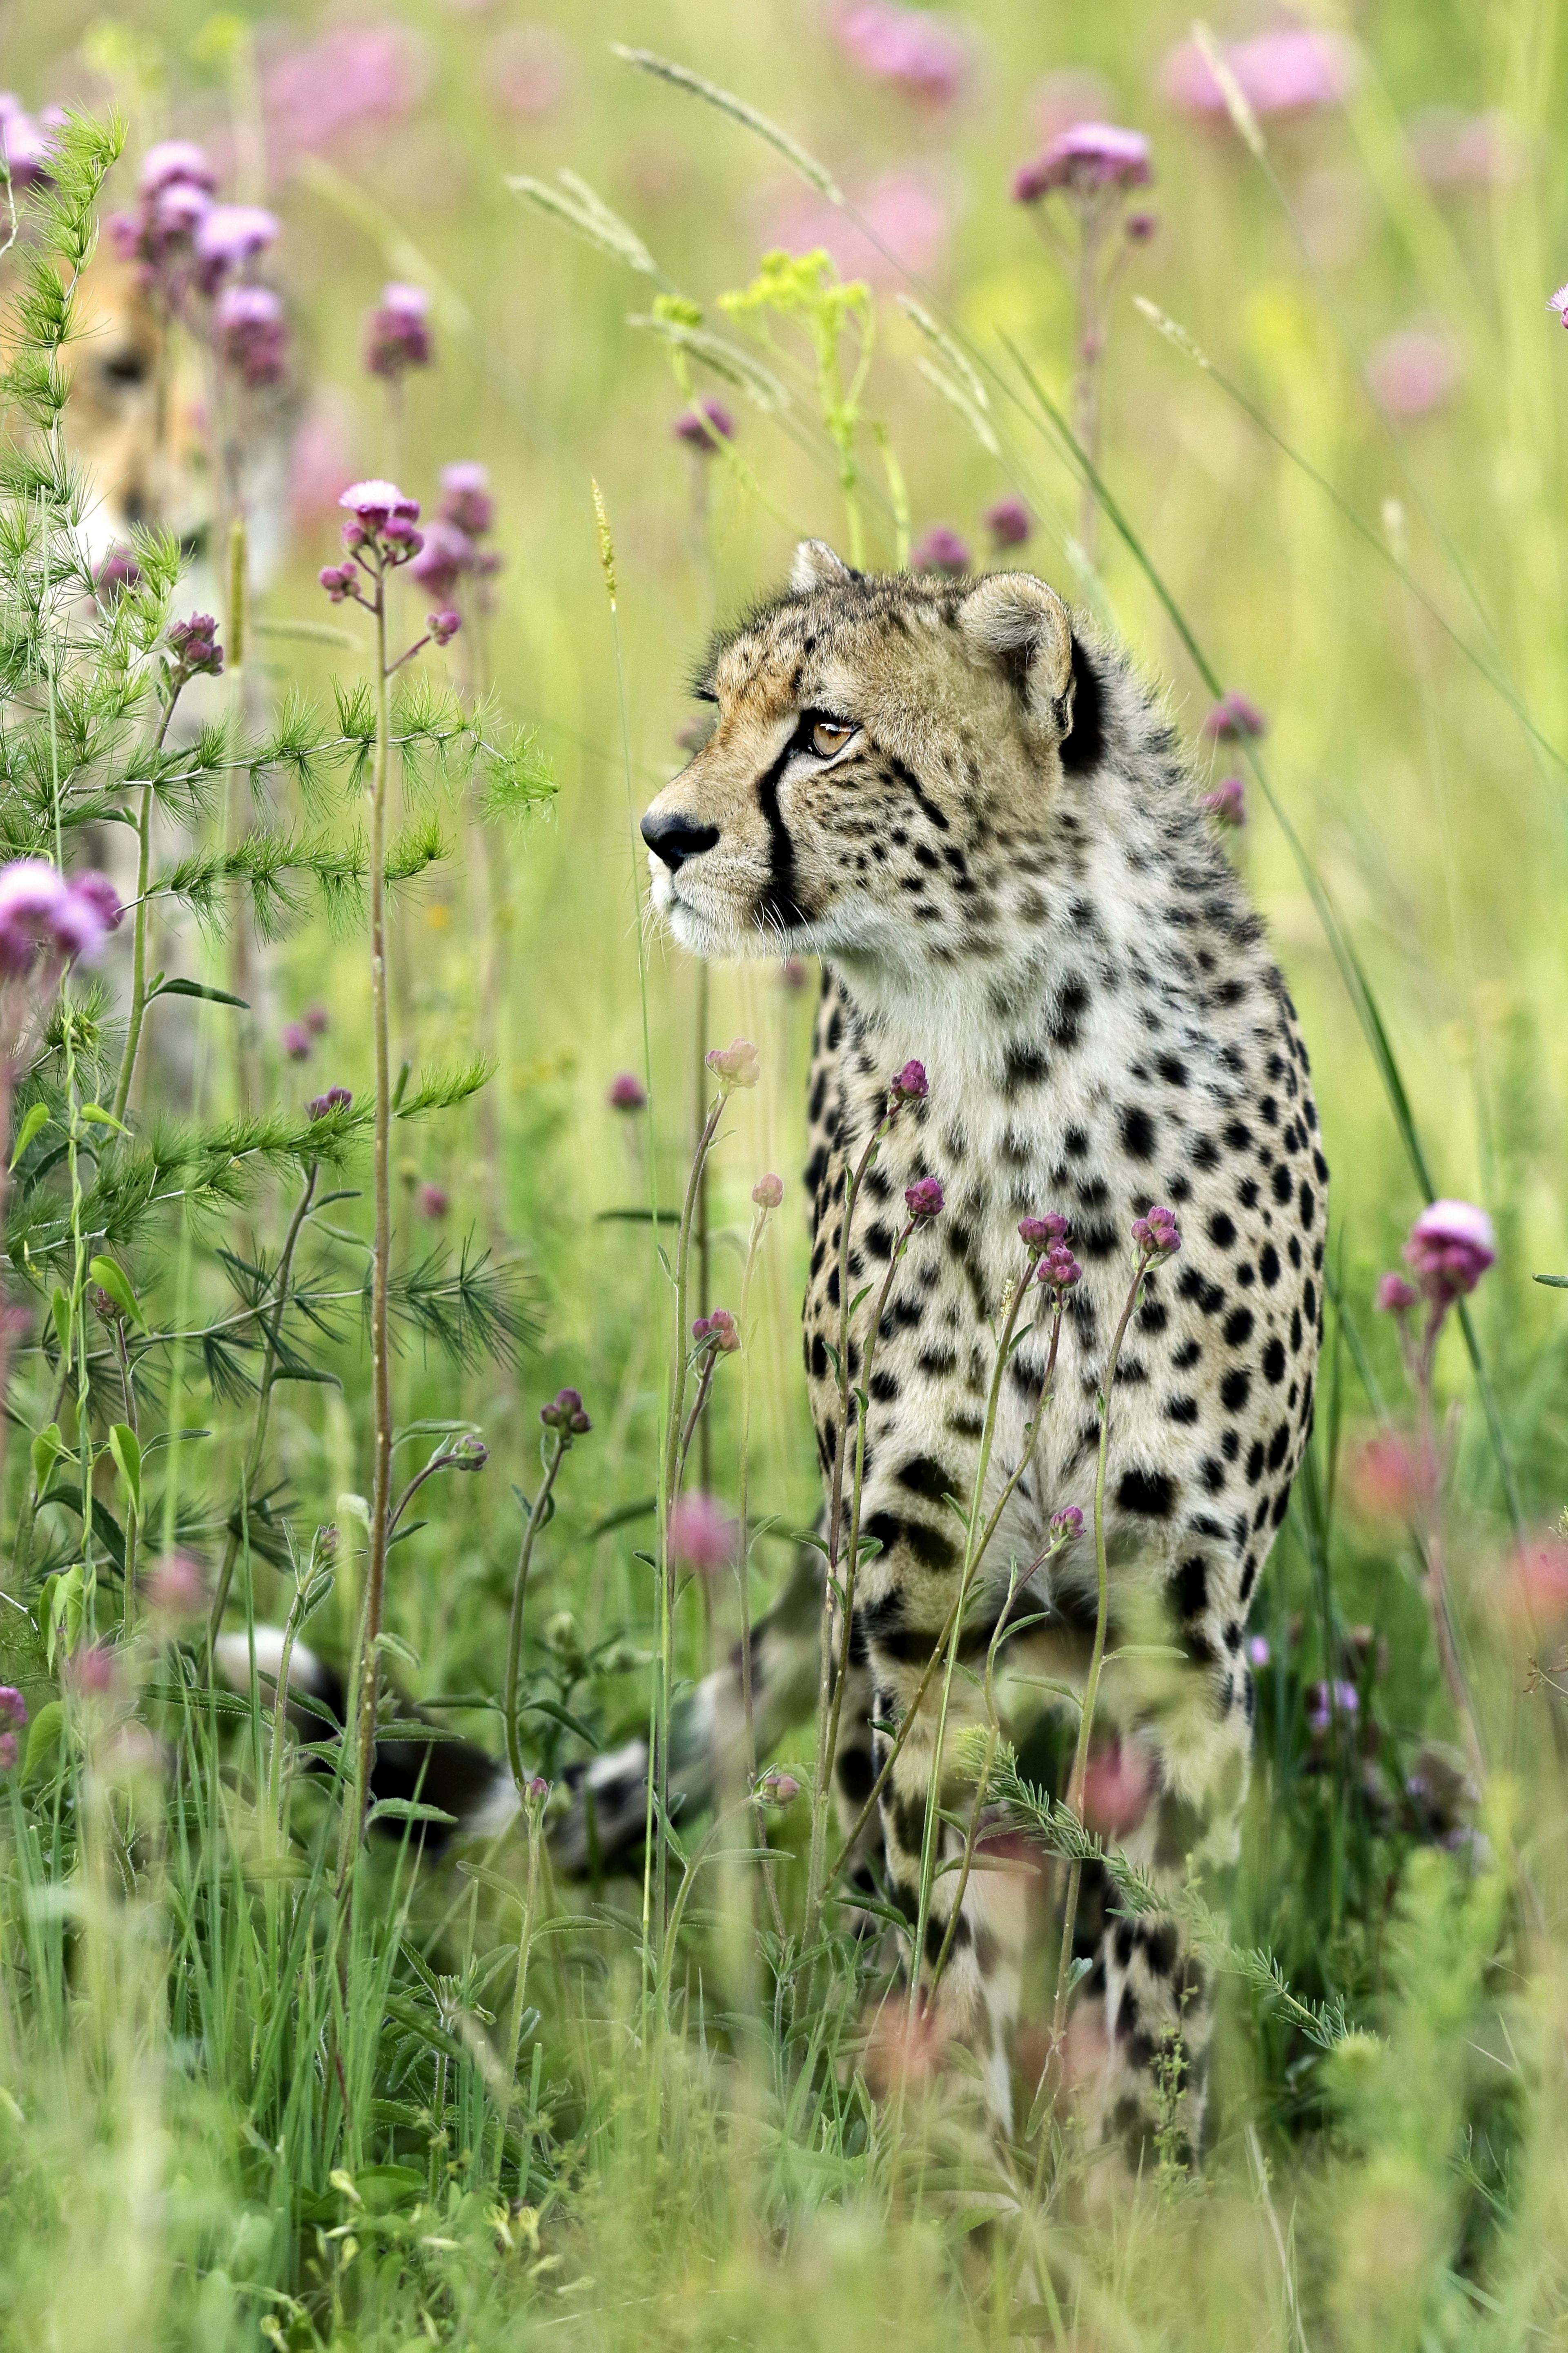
790,538,856,594
957,573,1074,733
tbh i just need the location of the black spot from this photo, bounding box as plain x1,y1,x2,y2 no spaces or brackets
1176,1265,1226,1315
1245,1441,1264,1485
1261,1337,1286,1384
1118,1467,1176,1518
810,1333,828,1380
1201,1456,1225,1493
1166,1395,1199,1424
1156,1053,1187,1088
1223,1307,1254,1347
1049,978,1090,1052
1207,1211,1237,1250
1002,1040,1050,1095
1267,1420,1290,1470
1138,1299,1169,1334
1192,1137,1220,1171
1298,1180,1316,1229
1171,1338,1201,1370
1220,1368,1250,1411
1173,1555,1207,1618
1120,1104,1157,1161
1258,1243,1281,1287
897,1454,953,1505
1270,1162,1293,1206
1221,1430,1239,1461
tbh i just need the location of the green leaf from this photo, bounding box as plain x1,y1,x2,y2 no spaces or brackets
49,1288,71,1363
107,1423,142,1516
30,1423,63,1493
368,1798,458,1828
9,1102,49,1168
148,976,250,1008
78,1103,129,1134
88,1256,142,1326
22,1699,63,1785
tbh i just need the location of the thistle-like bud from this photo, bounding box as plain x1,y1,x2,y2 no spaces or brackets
1131,1204,1181,1259
889,1059,929,1105
752,1173,784,1209
904,1176,945,1221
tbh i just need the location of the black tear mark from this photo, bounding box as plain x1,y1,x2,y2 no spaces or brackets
756,738,807,928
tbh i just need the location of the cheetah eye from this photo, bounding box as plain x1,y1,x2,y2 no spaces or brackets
803,713,858,760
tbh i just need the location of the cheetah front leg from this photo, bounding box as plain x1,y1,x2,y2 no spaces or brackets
1070,1574,1255,2174
867,1620,1032,2135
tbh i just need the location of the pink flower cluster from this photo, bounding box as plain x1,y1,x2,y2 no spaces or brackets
1401,1199,1495,1302
1202,777,1246,827
1203,691,1267,742
670,1491,738,1574
835,2,973,104
1366,326,1461,419
0,1684,27,1771
693,1308,739,1355
0,862,122,981
913,526,971,576
1131,1204,1181,1259
1013,121,1152,205
904,1176,944,1220
365,282,432,381
0,92,58,190
539,1386,592,1435
109,142,286,390
673,399,736,455
1161,27,1357,120
1020,1212,1082,1291
319,482,425,601
409,463,503,608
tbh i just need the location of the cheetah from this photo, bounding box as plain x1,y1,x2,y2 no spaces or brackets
632,540,1327,2158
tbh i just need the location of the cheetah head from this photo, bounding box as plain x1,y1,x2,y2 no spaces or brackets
641,539,1092,970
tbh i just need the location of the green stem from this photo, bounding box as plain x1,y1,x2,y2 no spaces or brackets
112,686,185,1127
504,1435,569,1799
340,563,394,1882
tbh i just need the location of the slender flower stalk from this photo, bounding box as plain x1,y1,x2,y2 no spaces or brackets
909,1225,1079,2024
323,480,435,1878
506,1392,590,1798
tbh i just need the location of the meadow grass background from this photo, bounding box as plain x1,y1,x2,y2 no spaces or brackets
4,0,1568,2345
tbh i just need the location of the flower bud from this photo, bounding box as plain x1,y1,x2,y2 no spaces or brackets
756,1767,802,1806
1050,1505,1084,1542
889,1059,929,1104
752,1172,784,1209
1018,1212,1069,1250
608,1071,647,1111
1376,1271,1418,1314
705,1037,760,1090
427,609,461,647
904,1176,944,1220
306,1086,353,1121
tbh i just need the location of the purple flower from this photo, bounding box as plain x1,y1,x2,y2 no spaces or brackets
608,1071,648,1112
439,461,494,537
0,1682,29,1772
1550,285,1568,329
1162,29,1357,120
1403,1200,1495,1302
1040,1241,1082,1291
673,399,736,454
95,546,141,600
540,1386,592,1434
904,1176,945,1220
756,1766,802,1805
262,24,430,170
407,520,475,600
1051,1505,1084,1542
192,203,279,294
339,480,419,529
1201,776,1246,827
215,284,289,388
0,99,54,191
1203,692,1267,743
281,1021,312,1062
1305,1678,1359,1736
147,1553,206,1621
1019,1212,1070,1250
0,863,120,978
752,1173,784,1209
364,282,432,379
889,1059,929,1105
418,1182,448,1219
318,564,356,604
138,139,215,197
1367,326,1461,419
1013,121,1152,205
1125,210,1158,243
1410,109,1519,192
984,496,1032,549
306,1086,352,1120
693,1307,739,1354
1246,1634,1271,1669
778,957,808,990
1376,1271,1419,1314
912,526,971,576
426,609,461,648
167,613,224,679
303,1001,329,1037
670,1491,737,1573
835,3,973,105
766,166,953,290
1131,1204,1181,1259
526,1773,551,1804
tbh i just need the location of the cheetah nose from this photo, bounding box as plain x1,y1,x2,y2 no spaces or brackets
641,810,719,872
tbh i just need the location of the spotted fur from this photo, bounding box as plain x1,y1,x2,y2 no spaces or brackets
639,541,1325,2159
